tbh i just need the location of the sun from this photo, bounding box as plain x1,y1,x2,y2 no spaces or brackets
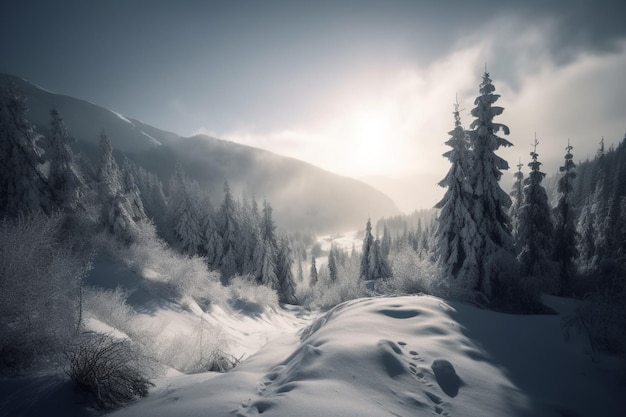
348,107,394,174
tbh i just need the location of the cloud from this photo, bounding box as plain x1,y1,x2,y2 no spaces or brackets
209,17,626,211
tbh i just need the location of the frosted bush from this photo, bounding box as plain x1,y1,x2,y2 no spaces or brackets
83,286,136,333
389,247,440,296
228,275,279,310
157,319,237,373
0,212,90,372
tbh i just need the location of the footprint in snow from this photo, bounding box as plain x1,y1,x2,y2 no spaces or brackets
431,359,463,398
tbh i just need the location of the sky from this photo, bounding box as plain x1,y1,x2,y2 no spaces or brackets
2,0,626,212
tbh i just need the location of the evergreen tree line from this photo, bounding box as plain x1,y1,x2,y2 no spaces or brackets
0,83,296,304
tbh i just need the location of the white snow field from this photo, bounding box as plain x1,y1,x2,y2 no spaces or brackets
110,295,624,417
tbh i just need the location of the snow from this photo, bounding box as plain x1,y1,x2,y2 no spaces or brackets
3,255,623,416
110,110,134,125
110,295,624,417
140,130,162,146
318,231,361,253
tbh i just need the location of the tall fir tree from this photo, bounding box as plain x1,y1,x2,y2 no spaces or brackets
509,158,525,245
98,131,143,242
553,140,578,295
359,218,374,280
517,138,556,289
120,157,147,223
276,237,297,304
434,100,478,287
256,201,278,288
46,108,83,211
309,254,318,288
0,84,50,216
328,244,338,283
168,164,205,254
467,71,515,299
217,182,240,278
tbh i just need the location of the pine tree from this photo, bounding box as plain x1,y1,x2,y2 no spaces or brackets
328,245,338,283
517,137,556,289
509,158,524,244
120,157,147,223
309,254,318,288
239,195,260,276
434,100,478,287
168,164,204,254
467,71,515,299
135,166,168,235
256,201,279,289
368,239,392,280
576,197,595,270
553,140,578,295
359,218,374,280
0,84,50,216
276,237,296,304
98,131,141,242
46,108,83,211
217,182,240,278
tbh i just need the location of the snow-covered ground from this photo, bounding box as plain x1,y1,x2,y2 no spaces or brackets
109,295,624,417
2,253,623,416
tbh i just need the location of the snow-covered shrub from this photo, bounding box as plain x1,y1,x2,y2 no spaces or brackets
83,287,136,334
65,332,159,410
0,212,90,372
389,246,441,295
300,258,364,309
99,225,224,303
157,319,238,373
228,275,279,311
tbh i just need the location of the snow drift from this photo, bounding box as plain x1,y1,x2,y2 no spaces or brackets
112,295,624,417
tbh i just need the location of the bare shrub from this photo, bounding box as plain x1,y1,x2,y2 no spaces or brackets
65,332,159,410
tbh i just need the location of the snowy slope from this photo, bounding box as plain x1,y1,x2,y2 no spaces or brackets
111,295,624,417
0,75,170,153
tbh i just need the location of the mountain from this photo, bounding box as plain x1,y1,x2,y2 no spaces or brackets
1,74,400,232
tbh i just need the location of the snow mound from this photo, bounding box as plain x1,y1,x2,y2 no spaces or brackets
112,295,625,417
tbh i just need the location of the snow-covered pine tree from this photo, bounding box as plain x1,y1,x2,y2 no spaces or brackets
256,201,279,289
328,244,338,283
517,138,556,289
121,157,147,223
239,195,261,276
97,131,142,242
0,84,50,216
359,218,374,280
276,236,296,304
467,71,515,299
168,164,205,254
46,108,83,211
368,238,392,280
135,166,168,235
434,100,478,288
380,226,391,259
296,257,304,283
309,254,318,288
553,140,578,295
509,158,524,245
217,182,240,278
576,197,595,271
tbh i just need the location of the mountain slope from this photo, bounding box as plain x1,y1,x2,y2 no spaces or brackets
1,74,400,232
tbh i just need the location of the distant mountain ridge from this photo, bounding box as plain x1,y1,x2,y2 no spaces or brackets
2,74,400,232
